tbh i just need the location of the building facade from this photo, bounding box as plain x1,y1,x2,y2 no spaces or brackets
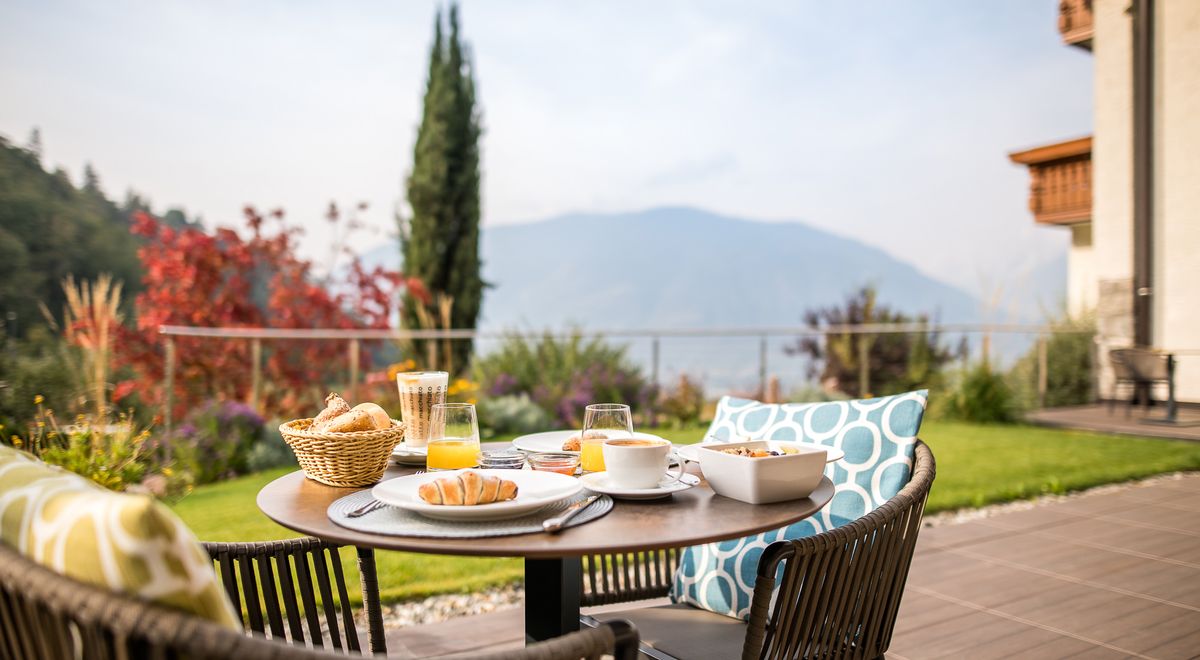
1010,0,1199,403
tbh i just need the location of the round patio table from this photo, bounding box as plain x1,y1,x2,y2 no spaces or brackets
257,442,834,648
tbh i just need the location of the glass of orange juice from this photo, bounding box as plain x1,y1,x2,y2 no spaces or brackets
580,403,633,472
427,403,480,471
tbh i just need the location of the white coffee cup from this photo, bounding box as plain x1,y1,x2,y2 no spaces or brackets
601,437,683,489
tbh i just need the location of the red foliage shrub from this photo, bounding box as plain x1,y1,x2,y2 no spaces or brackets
120,206,425,419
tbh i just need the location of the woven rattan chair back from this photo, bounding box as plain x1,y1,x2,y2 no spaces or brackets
202,538,370,653
0,539,640,659
744,440,936,660
581,547,682,607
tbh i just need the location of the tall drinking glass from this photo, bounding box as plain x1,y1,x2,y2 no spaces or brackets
396,371,448,448
581,403,634,473
427,403,481,471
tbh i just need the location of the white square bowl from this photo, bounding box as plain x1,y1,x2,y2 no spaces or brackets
697,441,828,504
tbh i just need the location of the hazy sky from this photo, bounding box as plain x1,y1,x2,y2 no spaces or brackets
0,0,1091,300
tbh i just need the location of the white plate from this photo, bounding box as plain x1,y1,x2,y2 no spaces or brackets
512,430,672,455
677,441,846,464
579,471,699,500
391,443,428,466
372,469,582,521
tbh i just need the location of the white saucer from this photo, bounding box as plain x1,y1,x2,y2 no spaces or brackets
579,472,699,500
391,443,428,466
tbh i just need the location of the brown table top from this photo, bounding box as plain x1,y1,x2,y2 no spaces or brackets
257,443,834,558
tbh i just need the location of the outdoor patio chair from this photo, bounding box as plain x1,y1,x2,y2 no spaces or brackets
202,537,384,654
0,539,641,660
1108,347,1178,419
583,440,935,660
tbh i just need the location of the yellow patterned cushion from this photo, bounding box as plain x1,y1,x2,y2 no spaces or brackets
0,445,240,630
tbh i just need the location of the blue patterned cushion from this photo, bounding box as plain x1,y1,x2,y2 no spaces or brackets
670,390,928,620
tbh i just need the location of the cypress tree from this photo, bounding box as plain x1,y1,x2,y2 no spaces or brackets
401,3,484,374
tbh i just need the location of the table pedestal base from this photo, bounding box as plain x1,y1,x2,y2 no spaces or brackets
524,557,582,642
357,547,387,655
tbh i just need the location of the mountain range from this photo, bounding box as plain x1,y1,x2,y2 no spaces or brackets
365,207,999,330
361,207,1070,389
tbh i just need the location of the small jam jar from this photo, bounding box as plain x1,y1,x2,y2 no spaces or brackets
526,452,581,476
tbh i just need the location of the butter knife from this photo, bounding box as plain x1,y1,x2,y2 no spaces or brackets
543,495,600,533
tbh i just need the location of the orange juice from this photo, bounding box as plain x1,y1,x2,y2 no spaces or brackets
580,438,606,472
427,439,480,470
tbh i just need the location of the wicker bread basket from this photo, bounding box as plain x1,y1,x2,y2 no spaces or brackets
279,418,406,487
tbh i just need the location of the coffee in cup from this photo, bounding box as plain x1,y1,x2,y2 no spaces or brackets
395,371,448,448
601,436,681,489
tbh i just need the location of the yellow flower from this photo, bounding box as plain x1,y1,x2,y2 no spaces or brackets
33,395,44,405
11,436,21,447
162,467,173,476
36,421,45,428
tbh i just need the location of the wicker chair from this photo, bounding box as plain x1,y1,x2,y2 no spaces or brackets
585,440,935,660
0,540,640,660
202,538,384,654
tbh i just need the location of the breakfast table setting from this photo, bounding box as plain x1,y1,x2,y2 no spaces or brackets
264,371,839,646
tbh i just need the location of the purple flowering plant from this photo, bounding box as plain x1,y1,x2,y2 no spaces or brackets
171,399,267,484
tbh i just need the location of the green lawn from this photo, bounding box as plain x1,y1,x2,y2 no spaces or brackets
171,422,1200,604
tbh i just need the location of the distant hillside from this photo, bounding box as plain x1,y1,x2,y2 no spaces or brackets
0,136,144,333
0,135,203,335
363,207,995,388
366,207,982,330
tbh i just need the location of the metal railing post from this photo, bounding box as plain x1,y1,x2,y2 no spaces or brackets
858,335,870,397
759,335,768,398
164,336,175,434
651,336,660,389
348,338,360,401
1037,335,1048,408
250,338,262,411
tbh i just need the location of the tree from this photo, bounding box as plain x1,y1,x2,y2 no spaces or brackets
785,287,959,398
121,207,426,419
401,3,484,375
25,128,42,163
82,162,101,193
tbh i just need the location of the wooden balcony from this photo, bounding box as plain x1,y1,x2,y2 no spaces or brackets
1009,136,1092,226
1058,0,1094,50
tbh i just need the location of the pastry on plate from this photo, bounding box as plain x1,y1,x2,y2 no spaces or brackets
418,470,519,505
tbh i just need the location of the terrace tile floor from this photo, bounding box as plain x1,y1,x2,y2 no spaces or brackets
1028,403,1200,442
383,473,1200,659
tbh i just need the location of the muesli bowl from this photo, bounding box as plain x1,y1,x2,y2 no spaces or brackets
696,440,834,504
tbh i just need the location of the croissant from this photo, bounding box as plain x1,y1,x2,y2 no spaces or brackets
418,470,519,506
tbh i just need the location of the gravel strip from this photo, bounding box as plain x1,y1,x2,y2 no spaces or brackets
362,471,1198,630
370,583,524,630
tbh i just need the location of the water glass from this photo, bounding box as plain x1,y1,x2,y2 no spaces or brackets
581,403,634,472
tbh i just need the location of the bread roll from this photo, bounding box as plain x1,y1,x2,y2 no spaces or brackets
352,402,391,430
312,392,351,430
321,409,375,433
